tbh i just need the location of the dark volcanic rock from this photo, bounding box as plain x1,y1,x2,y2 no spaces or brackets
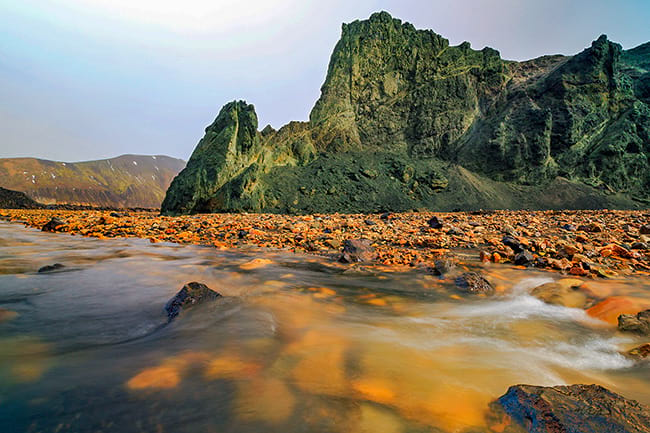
431,258,456,276
165,282,222,322
38,263,65,273
618,309,650,335
161,12,650,215
641,225,650,235
427,216,443,229
492,384,650,433
454,272,494,295
0,187,43,209
514,250,534,266
41,217,67,232
339,239,377,263
502,236,523,253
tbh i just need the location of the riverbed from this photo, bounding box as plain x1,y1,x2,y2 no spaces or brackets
0,220,648,432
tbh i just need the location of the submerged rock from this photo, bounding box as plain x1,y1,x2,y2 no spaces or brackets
339,239,377,263
41,217,67,232
38,263,65,273
530,279,588,308
625,343,650,360
430,258,456,276
491,384,650,433
618,309,650,335
164,282,222,322
454,272,494,295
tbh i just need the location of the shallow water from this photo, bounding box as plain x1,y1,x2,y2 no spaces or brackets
0,220,648,433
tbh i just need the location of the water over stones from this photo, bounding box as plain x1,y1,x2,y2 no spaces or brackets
530,279,589,308
491,384,650,433
625,343,650,360
164,282,222,322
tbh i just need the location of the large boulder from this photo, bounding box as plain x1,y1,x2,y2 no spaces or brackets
164,282,222,322
490,384,650,433
618,309,650,335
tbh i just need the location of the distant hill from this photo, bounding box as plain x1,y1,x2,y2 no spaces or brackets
0,155,185,209
162,11,650,215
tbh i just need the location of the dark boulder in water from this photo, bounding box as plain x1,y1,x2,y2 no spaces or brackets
430,259,456,276
38,263,65,273
454,272,494,295
618,309,650,335
490,384,650,433
165,282,222,322
42,217,67,232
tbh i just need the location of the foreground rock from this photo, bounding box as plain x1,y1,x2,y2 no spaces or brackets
618,309,650,335
41,217,67,232
454,272,494,295
491,384,650,433
38,263,65,273
339,239,377,263
164,282,222,322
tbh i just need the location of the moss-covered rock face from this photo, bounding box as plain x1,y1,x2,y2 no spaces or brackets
162,12,650,215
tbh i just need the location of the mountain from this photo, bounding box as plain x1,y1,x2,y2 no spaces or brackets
0,154,185,209
162,11,650,215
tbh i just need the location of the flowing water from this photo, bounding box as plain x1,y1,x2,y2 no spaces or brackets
0,220,648,433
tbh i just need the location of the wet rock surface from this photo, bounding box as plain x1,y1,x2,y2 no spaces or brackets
37,263,65,273
454,272,494,295
625,343,650,360
164,282,222,322
41,217,67,232
618,309,650,335
491,384,650,433
531,279,589,308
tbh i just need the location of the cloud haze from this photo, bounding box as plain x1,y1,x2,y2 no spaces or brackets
1,0,649,161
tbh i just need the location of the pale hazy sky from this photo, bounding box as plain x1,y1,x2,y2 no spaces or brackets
1,0,649,162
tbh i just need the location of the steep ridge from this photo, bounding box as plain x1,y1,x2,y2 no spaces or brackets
0,155,185,209
162,11,649,215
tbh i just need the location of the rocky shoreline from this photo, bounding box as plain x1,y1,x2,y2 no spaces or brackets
2,209,650,432
1,208,648,277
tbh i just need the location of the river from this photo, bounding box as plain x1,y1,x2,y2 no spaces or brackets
0,220,648,432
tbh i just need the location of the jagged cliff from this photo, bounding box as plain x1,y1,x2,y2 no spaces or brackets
0,154,185,209
162,11,649,215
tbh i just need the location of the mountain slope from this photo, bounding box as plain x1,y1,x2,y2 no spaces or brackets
0,154,185,209
162,12,649,215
